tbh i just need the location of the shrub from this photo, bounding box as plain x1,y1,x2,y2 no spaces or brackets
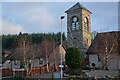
69,75,77,80
82,66,91,70
65,47,82,69
94,67,102,70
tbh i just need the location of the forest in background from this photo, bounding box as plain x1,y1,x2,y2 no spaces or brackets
1,32,66,49
1,31,97,49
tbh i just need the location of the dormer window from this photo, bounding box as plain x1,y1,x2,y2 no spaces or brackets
71,16,79,31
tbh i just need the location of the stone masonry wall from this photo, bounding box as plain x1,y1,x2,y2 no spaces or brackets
67,9,91,60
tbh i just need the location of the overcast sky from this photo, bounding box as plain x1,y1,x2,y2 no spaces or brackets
1,2,118,35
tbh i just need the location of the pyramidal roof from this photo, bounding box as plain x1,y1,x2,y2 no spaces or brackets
65,2,92,14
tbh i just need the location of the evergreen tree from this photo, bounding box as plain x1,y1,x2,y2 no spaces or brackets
65,47,82,69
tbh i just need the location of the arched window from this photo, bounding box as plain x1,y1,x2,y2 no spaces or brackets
84,17,89,32
71,16,79,31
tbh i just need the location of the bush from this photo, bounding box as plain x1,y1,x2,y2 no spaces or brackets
94,67,102,70
82,66,102,70
69,75,77,80
82,66,91,70
65,47,82,69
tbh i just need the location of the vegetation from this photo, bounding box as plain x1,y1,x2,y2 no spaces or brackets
65,47,82,69
64,70,87,79
68,75,77,80
82,66,92,70
1,32,66,49
82,66,103,70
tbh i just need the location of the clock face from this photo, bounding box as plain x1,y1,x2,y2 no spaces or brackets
73,17,77,22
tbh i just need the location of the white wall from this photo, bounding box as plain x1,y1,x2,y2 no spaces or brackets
10,59,45,69
11,60,20,69
89,54,119,70
31,58,44,67
49,44,66,66
3,60,10,68
89,54,101,67
108,56,119,70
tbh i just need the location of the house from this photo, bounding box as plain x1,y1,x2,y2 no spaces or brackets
2,50,12,69
87,31,120,70
2,42,66,69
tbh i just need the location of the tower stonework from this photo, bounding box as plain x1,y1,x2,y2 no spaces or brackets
65,2,92,60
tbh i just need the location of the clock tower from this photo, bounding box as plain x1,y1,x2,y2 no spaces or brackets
65,2,92,60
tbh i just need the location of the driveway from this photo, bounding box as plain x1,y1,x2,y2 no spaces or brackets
83,70,119,77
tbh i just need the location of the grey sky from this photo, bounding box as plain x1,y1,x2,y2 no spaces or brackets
2,2,118,36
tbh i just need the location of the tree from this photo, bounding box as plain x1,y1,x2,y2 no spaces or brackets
2,32,66,49
65,47,82,69
41,38,51,72
15,33,34,73
99,32,118,70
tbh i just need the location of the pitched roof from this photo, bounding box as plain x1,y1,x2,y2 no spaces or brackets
87,31,120,55
5,42,66,60
2,50,12,63
65,2,92,14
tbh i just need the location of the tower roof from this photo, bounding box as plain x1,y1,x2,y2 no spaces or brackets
65,2,92,14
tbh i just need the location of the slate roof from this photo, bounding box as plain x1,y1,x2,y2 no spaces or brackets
87,31,120,55
4,42,66,60
2,50,12,63
65,2,92,14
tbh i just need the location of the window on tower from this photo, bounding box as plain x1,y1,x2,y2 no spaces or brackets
86,38,89,43
84,17,89,32
76,22,79,30
71,16,79,31
72,23,75,30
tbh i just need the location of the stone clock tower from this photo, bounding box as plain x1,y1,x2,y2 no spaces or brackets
65,2,92,60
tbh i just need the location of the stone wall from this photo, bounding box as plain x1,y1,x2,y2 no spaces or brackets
66,9,91,60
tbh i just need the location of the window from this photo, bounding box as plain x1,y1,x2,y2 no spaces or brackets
29,59,32,67
76,22,79,30
72,23,75,30
71,16,79,31
86,39,89,43
39,58,43,65
14,60,18,65
84,17,89,32
91,63,95,67
98,55,100,62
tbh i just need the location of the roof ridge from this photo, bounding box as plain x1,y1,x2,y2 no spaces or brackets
98,31,120,34
65,2,92,13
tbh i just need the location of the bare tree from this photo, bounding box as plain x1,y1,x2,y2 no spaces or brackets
41,38,51,72
99,32,118,70
16,33,35,73
41,38,62,72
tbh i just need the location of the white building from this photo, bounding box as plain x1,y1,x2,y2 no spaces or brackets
2,42,66,69
87,31,120,70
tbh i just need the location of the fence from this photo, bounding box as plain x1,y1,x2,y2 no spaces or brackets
2,69,12,77
2,62,89,77
2,64,65,77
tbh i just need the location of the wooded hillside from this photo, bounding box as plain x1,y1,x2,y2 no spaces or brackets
1,32,66,49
